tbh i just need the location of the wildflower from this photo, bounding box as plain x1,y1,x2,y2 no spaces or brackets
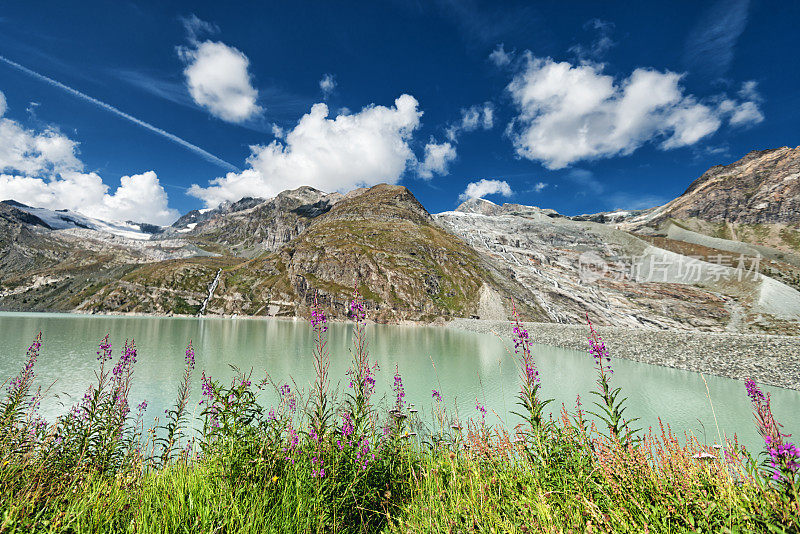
341,412,354,439
432,389,442,402
137,400,147,413
311,307,327,332
349,290,366,322
476,401,487,420
272,475,278,483
745,379,764,402
185,341,195,369
393,365,405,411
587,315,612,376
200,372,214,403
746,379,799,486
96,334,112,362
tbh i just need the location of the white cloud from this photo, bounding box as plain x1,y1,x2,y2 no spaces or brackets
178,40,262,123
418,141,456,179
0,91,6,116
506,54,763,169
319,74,336,98
459,179,513,201
730,101,764,126
0,171,177,225
532,181,548,192
489,44,512,67
0,90,177,225
446,102,494,141
189,95,423,207
0,118,82,177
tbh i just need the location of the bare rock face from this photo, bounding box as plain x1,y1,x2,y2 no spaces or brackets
649,147,800,224
165,186,345,255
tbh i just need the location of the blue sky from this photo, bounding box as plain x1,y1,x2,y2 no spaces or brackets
0,0,797,224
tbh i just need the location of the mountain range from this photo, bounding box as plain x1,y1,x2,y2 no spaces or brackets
2,146,800,334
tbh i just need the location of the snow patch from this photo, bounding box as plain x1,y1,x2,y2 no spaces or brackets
14,205,154,240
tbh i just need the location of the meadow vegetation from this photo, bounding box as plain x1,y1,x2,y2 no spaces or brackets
0,290,798,533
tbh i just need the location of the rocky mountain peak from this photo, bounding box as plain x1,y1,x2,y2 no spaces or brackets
320,184,433,225
649,146,800,225
454,198,502,216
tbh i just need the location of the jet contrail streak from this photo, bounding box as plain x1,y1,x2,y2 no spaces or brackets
0,55,240,172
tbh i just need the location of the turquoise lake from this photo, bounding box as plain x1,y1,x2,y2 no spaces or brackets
0,311,797,454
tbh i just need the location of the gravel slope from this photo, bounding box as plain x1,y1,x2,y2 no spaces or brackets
447,318,800,391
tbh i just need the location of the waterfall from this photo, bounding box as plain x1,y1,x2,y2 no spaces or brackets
198,268,222,316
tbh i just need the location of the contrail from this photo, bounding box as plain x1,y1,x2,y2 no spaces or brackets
0,55,240,172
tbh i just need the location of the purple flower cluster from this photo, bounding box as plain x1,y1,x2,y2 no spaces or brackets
765,436,800,481
311,455,325,478
279,383,296,412
355,437,374,470
512,302,540,387
283,425,299,463
8,332,41,396
393,365,405,411
200,372,214,403
476,402,487,420
432,389,442,402
587,315,612,376
512,324,529,355
137,400,148,413
185,341,195,369
311,307,327,333
349,292,366,323
112,340,137,379
746,378,799,484
341,412,354,438
746,379,765,402
97,334,112,363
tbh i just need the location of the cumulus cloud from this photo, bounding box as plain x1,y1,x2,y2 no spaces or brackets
532,181,548,193
0,90,178,225
489,43,513,67
458,179,513,201
0,171,178,225
446,102,494,141
506,54,763,169
189,95,423,206
0,119,82,177
319,74,336,98
417,141,456,179
178,19,262,123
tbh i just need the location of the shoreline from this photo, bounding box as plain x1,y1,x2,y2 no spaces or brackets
446,318,800,391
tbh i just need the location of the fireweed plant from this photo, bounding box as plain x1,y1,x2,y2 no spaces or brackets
0,304,798,531
746,379,800,505
585,313,641,446
345,286,380,435
510,300,552,433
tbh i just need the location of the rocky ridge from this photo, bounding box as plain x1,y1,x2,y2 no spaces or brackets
3,147,800,333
